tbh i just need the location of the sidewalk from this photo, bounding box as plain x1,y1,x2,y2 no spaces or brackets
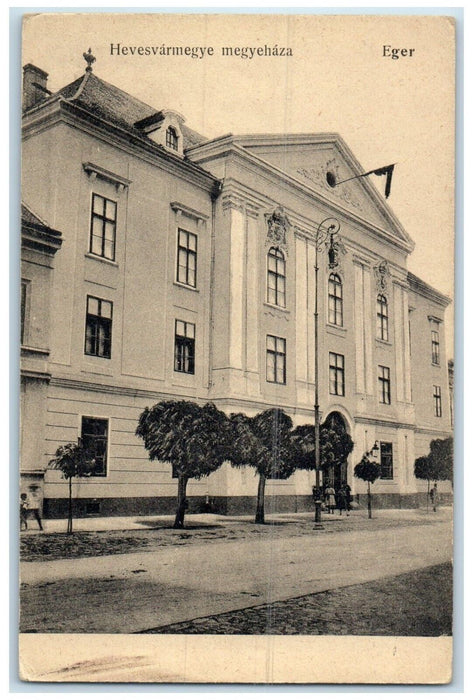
22,504,451,534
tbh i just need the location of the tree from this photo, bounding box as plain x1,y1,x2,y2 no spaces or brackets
136,400,230,528
48,440,94,533
290,422,354,475
414,436,453,508
229,408,295,524
354,456,381,519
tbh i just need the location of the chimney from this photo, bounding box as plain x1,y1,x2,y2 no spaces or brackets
22,64,50,111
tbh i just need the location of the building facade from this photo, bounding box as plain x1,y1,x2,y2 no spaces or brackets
21,58,452,517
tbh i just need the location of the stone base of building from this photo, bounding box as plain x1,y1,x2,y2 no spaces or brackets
42,492,452,519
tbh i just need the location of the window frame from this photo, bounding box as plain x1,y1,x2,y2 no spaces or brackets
266,334,286,385
176,228,198,288
166,126,179,151
89,193,117,262
376,294,389,341
80,416,109,477
329,352,345,396
174,319,196,374
379,441,393,480
266,247,286,308
378,365,391,404
84,295,113,359
431,329,440,365
434,385,442,417
328,273,343,326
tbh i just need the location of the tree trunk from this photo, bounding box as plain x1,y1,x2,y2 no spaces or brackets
255,472,266,524
67,476,73,534
427,478,431,511
174,473,189,529
367,482,372,519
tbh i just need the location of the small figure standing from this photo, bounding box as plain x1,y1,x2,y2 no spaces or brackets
337,485,348,516
325,485,336,514
27,486,43,530
20,493,28,531
344,482,352,515
430,482,439,512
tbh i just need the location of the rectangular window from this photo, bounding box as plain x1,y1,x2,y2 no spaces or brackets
434,385,442,417
85,296,113,358
431,330,440,365
266,335,286,384
378,365,391,404
380,441,393,480
81,417,108,477
174,320,195,374
329,352,345,396
20,280,29,345
176,229,197,287
89,193,117,261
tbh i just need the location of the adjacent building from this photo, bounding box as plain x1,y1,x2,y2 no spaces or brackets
21,56,453,517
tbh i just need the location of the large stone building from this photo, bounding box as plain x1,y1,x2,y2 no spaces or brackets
21,56,452,517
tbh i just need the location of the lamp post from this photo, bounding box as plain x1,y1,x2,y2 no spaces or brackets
313,217,341,528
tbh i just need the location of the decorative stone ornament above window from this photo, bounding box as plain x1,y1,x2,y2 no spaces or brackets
82,162,131,193
265,206,291,253
134,109,185,156
373,259,390,293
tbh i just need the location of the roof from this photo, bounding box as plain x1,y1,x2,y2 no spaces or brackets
35,71,208,150
21,203,62,255
21,203,60,235
407,271,451,308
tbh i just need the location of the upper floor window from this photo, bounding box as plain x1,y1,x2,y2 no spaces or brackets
266,335,286,384
85,296,112,359
328,273,343,326
329,352,345,396
378,365,391,404
177,229,197,288
431,329,440,365
267,247,286,307
380,441,393,479
166,126,179,151
174,320,195,374
376,294,389,341
434,385,442,417
81,416,108,477
90,194,117,261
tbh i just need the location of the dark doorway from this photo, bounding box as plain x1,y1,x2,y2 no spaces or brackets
322,412,350,491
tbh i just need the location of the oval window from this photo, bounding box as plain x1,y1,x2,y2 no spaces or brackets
326,171,336,188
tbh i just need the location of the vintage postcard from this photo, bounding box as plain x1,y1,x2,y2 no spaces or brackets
19,12,455,684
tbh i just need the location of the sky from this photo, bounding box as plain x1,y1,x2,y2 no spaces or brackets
22,12,456,358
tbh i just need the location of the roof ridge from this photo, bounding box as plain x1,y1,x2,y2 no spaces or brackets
68,70,91,101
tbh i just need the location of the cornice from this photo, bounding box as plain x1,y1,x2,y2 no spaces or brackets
22,99,221,195
354,415,416,430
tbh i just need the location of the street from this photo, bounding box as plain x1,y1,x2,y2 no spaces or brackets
20,509,452,634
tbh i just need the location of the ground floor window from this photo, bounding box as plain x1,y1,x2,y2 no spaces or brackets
379,441,393,480
81,417,108,476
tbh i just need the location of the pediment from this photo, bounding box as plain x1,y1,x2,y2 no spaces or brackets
235,134,413,249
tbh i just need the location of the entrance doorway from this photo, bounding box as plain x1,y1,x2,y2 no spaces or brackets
322,412,351,492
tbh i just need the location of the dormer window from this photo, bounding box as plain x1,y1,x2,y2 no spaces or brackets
166,126,179,151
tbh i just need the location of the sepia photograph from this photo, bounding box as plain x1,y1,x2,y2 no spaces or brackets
18,12,455,684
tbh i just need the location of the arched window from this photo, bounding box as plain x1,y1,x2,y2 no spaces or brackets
376,294,389,340
166,126,178,151
328,273,343,326
267,247,286,307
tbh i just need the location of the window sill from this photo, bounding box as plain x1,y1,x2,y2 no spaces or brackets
431,362,441,368
263,302,290,314
173,281,199,293
326,323,347,337
375,337,392,347
85,253,119,268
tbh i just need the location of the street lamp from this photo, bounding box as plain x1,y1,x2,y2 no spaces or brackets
312,217,341,528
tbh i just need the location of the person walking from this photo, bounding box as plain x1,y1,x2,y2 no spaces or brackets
20,493,28,531
325,485,336,514
27,486,43,531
